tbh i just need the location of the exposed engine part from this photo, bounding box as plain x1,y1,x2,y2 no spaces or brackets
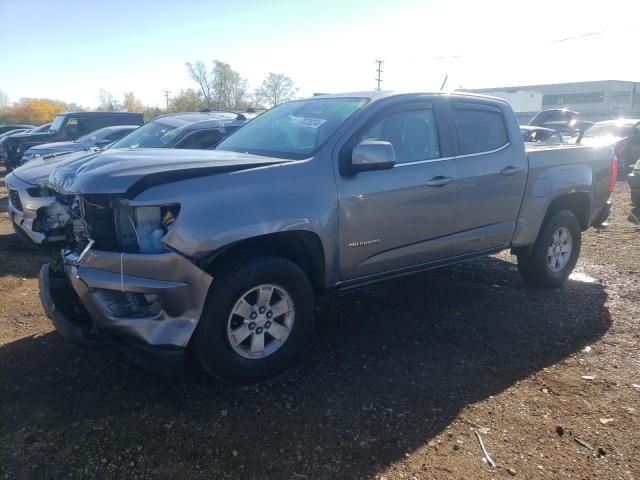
33,190,179,254
32,195,80,243
116,204,180,254
41,202,72,230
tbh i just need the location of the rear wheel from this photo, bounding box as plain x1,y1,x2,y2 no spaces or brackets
517,210,581,288
193,256,315,383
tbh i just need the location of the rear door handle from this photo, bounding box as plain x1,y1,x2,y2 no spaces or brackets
426,175,453,187
500,166,523,176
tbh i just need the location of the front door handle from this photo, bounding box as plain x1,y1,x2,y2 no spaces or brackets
426,175,453,187
500,165,523,176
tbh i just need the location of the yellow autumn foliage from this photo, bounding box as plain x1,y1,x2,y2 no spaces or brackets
8,98,66,125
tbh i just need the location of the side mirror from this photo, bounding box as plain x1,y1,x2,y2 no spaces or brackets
349,140,396,173
48,128,57,135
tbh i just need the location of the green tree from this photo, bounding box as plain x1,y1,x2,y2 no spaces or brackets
169,88,206,112
143,105,162,122
255,73,297,108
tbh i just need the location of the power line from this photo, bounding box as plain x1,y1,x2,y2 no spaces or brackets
162,90,171,110
375,59,383,91
429,23,639,63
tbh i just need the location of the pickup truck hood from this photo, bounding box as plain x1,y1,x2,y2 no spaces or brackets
11,149,99,186
48,148,291,196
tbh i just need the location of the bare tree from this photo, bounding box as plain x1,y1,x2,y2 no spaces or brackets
185,61,213,107
0,89,9,109
255,73,297,108
186,60,248,111
99,89,120,111
232,78,249,111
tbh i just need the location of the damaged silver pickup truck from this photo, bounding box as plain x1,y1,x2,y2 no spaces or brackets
39,91,616,382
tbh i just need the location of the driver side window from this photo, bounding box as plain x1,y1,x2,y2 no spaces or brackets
361,109,441,164
177,129,224,149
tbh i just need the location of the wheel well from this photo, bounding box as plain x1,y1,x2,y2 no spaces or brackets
545,192,590,230
203,231,326,292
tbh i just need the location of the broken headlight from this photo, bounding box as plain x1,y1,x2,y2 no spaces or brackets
26,185,56,198
129,204,180,254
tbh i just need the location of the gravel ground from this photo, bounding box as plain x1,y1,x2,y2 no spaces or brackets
0,167,638,479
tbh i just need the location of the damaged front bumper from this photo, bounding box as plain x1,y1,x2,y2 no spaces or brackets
6,173,59,245
40,247,213,376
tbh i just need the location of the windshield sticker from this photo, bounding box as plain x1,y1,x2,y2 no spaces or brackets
296,117,327,129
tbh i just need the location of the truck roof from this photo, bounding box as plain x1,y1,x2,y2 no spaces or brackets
305,90,510,106
594,118,640,126
56,111,143,116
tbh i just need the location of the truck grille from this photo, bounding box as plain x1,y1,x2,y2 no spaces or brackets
8,189,23,211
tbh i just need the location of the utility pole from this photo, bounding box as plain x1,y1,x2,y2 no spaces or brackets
162,90,171,111
375,59,383,91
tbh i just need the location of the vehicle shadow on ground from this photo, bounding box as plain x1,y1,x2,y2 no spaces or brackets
0,231,54,278
0,256,609,479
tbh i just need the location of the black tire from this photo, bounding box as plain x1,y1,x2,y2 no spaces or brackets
632,191,640,208
193,256,315,383
517,210,582,288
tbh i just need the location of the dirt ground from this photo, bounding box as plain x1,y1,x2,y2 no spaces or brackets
0,167,638,480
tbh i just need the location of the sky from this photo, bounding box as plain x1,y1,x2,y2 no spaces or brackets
1,0,639,108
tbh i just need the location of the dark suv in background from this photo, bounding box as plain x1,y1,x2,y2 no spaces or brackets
1,111,144,170
109,111,248,150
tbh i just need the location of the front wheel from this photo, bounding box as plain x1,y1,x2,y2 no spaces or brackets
517,210,582,288
193,256,315,383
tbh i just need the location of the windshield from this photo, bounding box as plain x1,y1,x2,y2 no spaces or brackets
50,115,66,132
111,117,190,149
582,123,634,139
216,98,369,159
74,127,110,143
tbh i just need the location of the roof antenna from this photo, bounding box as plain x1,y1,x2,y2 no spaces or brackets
440,74,449,91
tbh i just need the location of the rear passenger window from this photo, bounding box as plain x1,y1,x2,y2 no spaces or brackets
452,107,508,155
361,109,440,164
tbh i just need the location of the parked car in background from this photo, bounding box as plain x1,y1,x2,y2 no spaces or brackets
21,125,139,164
37,91,616,382
578,119,640,172
520,125,565,144
0,124,35,135
0,128,30,141
0,128,36,164
529,109,593,141
629,159,640,207
1,111,144,170
6,111,248,246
